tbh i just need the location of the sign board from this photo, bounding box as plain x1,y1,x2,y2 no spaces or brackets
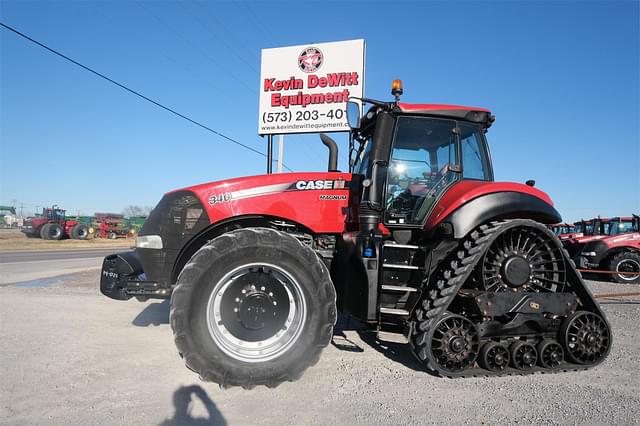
259,39,365,135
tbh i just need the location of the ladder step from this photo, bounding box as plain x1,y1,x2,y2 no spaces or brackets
381,285,418,292
383,242,420,249
380,307,410,316
383,263,419,270
377,331,409,344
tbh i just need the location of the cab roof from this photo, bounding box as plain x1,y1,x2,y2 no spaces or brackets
395,102,494,127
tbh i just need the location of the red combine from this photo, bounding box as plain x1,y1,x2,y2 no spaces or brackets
22,205,89,240
578,215,640,283
100,81,611,387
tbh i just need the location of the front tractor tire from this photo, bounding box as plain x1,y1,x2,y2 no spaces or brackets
609,252,640,284
70,224,89,240
47,223,64,240
170,227,336,388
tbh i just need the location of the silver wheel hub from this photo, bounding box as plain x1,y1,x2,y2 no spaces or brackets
206,263,306,363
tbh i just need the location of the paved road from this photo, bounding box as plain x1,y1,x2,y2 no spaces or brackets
0,248,132,285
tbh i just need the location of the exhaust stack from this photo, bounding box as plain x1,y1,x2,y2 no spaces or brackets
320,133,339,172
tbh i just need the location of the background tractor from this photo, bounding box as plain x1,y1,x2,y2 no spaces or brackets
578,215,640,283
100,81,611,388
22,205,89,240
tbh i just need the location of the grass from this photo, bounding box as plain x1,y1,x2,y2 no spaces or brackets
0,229,133,251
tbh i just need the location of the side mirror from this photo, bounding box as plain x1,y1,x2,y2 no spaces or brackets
346,101,361,129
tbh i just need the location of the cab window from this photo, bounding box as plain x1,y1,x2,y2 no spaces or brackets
460,123,491,180
385,117,459,225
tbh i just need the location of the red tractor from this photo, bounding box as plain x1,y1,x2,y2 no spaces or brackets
100,82,611,388
549,223,575,237
578,215,640,283
22,205,89,240
563,217,635,258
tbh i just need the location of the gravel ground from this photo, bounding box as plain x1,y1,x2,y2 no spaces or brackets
0,270,638,425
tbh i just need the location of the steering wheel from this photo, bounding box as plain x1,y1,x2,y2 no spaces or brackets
411,163,453,221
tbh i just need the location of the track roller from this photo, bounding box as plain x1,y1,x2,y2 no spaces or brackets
478,342,510,372
561,311,611,365
428,314,479,374
536,339,564,368
510,341,537,370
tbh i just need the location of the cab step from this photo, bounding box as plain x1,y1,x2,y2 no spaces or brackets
383,242,420,250
379,307,410,316
381,284,418,292
382,263,419,270
377,330,409,344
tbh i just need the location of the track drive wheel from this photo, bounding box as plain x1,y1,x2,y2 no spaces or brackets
561,311,611,365
510,341,537,370
170,227,336,388
536,339,564,368
478,342,510,372
422,314,479,374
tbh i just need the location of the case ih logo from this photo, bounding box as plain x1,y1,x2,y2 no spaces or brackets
295,179,346,190
298,47,323,73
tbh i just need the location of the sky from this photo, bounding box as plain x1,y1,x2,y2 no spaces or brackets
0,0,638,221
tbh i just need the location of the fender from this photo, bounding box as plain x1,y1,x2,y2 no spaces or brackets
170,215,315,283
443,191,561,239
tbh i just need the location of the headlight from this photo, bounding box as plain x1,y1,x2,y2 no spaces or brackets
135,235,163,249
582,251,597,257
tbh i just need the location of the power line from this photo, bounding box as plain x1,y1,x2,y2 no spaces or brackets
0,21,293,171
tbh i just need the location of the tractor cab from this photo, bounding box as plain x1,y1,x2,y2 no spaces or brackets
43,205,66,222
346,80,496,231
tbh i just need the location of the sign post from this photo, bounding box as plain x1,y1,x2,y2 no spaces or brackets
277,135,284,173
259,39,365,173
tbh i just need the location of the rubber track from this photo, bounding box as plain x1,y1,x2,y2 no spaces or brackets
409,220,609,378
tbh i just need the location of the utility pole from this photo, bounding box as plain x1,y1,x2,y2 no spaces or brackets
19,203,24,218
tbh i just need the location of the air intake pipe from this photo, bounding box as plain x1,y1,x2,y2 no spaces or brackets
320,133,339,172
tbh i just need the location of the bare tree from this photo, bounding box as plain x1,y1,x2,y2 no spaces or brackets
121,205,152,217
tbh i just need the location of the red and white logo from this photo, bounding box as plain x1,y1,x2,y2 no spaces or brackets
298,47,323,73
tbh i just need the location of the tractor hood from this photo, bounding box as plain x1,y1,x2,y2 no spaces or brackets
173,172,354,234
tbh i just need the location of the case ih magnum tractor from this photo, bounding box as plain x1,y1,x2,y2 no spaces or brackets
578,215,640,284
100,82,611,388
22,205,89,240
563,217,635,258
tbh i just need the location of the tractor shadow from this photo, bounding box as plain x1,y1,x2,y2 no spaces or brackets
159,385,227,426
132,299,170,326
332,314,426,373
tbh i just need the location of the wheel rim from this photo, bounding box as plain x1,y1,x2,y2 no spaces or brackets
563,311,610,364
430,315,479,373
78,228,88,238
482,225,566,292
538,340,564,368
50,226,61,239
511,342,537,370
481,342,510,371
616,259,640,282
206,262,306,363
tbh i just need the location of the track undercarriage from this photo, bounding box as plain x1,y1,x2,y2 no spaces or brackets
379,219,612,377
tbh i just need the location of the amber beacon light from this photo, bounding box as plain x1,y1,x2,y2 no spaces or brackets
391,79,403,101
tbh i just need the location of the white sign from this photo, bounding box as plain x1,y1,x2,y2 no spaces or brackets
258,39,365,135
